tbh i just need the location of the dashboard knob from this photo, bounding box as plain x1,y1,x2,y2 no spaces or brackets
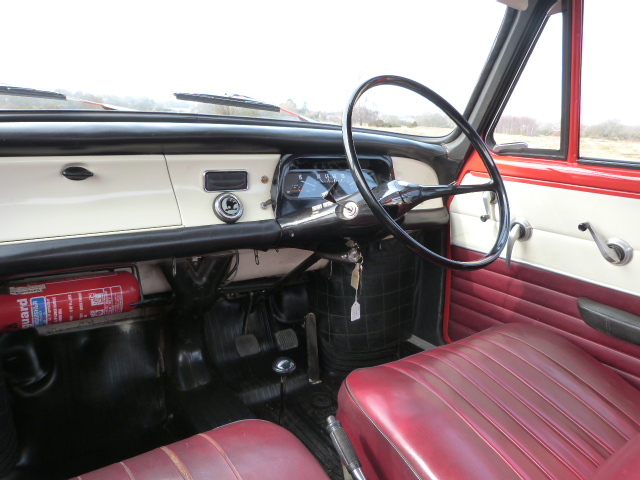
213,193,243,223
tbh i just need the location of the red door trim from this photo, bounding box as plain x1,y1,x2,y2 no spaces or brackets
567,0,583,165
461,0,640,201
444,0,640,342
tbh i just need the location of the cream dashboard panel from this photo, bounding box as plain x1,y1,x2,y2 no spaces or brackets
0,155,181,243
450,173,640,297
165,154,280,226
392,157,443,210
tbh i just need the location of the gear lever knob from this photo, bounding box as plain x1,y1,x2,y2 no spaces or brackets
273,357,296,425
272,357,296,376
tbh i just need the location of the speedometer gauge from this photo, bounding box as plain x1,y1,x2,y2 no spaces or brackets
284,169,378,199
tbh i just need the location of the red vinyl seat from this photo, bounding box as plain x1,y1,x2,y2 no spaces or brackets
73,419,330,480
337,323,640,480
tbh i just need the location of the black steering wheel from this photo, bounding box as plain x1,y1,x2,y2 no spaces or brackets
342,75,510,270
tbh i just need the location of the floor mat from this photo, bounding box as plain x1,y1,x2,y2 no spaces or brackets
252,377,344,480
168,379,256,439
8,321,170,480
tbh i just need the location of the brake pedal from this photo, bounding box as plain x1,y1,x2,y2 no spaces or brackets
235,334,260,357
275,329,298,351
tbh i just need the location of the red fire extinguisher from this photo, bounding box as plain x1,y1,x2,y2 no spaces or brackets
0,272,141,332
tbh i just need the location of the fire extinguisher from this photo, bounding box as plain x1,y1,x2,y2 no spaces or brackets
0,272,141,332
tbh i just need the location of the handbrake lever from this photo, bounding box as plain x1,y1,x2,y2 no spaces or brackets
326,416,367,480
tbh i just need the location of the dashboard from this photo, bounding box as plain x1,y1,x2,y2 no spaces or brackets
0,116,450,278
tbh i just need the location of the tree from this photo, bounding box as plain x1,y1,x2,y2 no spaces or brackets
353,105,380,126
280,99,299,113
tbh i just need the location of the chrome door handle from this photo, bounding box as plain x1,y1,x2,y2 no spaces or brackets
506,218,532,268
578,222,633,266
61,166,93,181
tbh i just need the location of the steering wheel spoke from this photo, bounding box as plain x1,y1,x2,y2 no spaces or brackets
417,182,495,201
343,75,510,270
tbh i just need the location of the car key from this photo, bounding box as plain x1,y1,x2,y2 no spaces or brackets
350,261,362,321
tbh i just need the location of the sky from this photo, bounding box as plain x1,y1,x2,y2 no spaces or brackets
580,0,640,126
1,0,505,117
1,0,635,125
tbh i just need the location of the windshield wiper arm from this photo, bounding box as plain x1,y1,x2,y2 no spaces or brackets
0,85,133,111
174,92,311,122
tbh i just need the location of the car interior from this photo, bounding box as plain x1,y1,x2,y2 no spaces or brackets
2,0,640,479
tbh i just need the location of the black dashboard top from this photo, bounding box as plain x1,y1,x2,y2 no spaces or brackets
0,117,451,178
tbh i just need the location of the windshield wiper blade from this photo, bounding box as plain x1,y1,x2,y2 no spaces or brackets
0,85,66,100
174,92,280,112
174,92,311,122
0,85,134,111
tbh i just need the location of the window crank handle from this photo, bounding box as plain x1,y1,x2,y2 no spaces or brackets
480,191,497,222
578,222,633,266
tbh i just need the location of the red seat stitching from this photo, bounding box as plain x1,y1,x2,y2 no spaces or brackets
160,446,194,480
383,363,537,479
435,348,607,464
486,332,640,436
460,341,623,451
119,461,135,480
447,343,619,453
401,360,581,479
198,433,244,480
415,352,603,470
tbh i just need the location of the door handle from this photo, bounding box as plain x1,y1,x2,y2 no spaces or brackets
61,166,93,181
506,218,532,268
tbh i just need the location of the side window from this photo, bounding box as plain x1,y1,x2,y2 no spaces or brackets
581,1,640,163
491,11,564,154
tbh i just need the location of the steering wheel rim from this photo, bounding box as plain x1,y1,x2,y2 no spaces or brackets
342,75,510,270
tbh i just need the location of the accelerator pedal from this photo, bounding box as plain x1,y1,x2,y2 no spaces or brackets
235,334,260,357
275,329,298,351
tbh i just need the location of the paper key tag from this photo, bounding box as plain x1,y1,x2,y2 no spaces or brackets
351,301,361,321
350,264,360,290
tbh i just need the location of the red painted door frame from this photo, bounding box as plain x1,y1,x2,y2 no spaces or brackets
444,0,640,343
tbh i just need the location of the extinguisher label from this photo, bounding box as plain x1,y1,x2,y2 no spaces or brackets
90,293,105,306
17,286,127,327
30,297,48,327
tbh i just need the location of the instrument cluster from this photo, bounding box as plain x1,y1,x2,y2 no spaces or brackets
283,169,378,199
274,155,394,217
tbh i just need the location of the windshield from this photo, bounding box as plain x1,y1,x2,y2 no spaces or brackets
2,1,505,135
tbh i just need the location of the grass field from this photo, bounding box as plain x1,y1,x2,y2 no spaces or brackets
365,125,640,162
496,133,640,161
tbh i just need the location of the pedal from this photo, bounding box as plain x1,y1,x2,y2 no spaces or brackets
235,334,260,357
275,329,298,351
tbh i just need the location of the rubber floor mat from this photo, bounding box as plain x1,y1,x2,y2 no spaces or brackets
168,379,256,439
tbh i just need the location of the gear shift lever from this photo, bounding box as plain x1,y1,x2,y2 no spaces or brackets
272,357,296,425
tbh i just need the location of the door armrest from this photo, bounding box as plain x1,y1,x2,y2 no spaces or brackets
579,297,640,345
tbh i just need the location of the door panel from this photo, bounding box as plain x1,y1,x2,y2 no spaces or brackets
451,173,640,296
448,246,640,389
447,166,640,388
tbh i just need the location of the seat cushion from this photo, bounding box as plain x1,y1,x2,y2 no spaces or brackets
74,419,330,480
337,324,640,480
591,433,640,480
